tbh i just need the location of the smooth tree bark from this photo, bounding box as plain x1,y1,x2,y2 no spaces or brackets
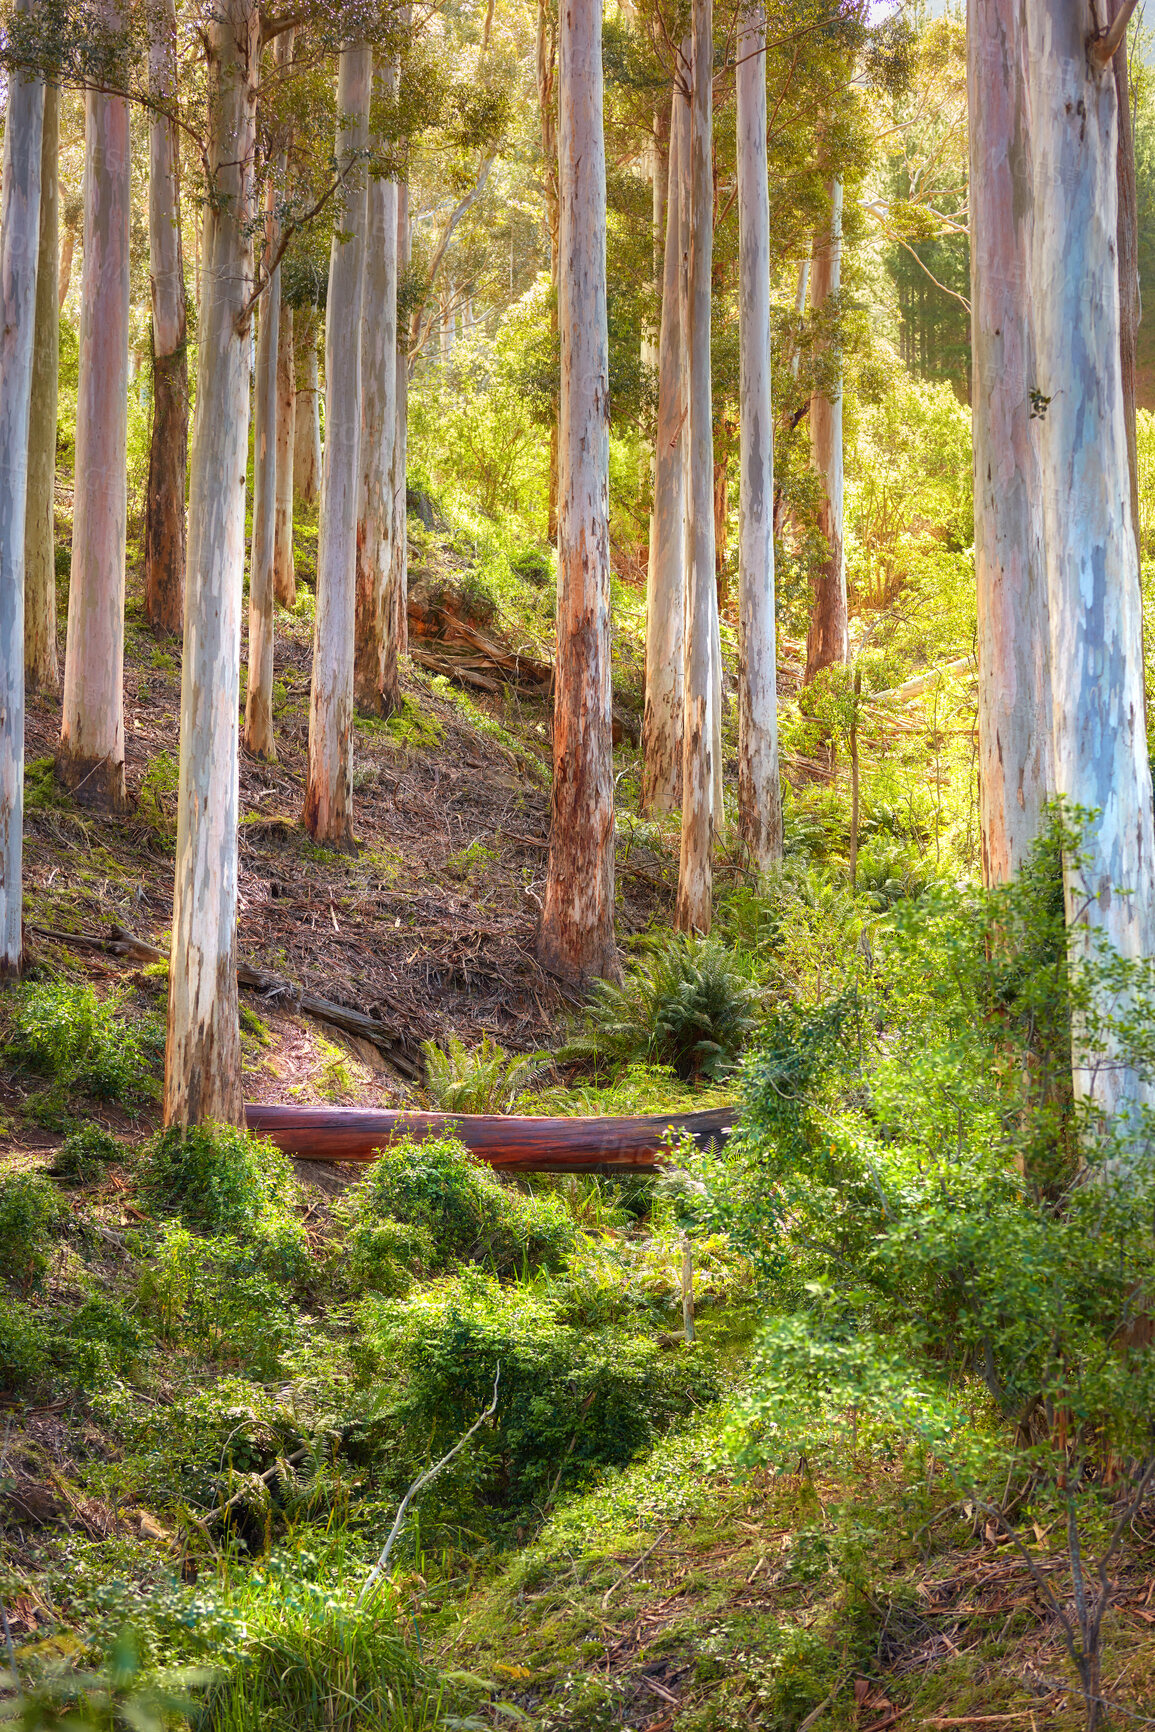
537,0,616,982
1110,0,1141,554
736,0,782,870
60,68,130,808
804,178,849,684
304,44,372,847
25,79,59,694
0,48,44,976
354,55,399,715
1028,0,1155,1123
389,179,410,676
144,0,188,635
675,0,716,936
245,180,280,761
535,0,561,542
969,0,1052,886
641,81,686,817
293,310,322,506
273,294,295,603
164,0,260,1129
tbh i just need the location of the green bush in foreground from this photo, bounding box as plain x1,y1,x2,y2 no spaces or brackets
4,979,161,1108
146,1124,308,1282
0,1171,65,1292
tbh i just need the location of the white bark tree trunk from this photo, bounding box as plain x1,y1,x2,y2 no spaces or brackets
304,44,372,847
676,0,716,936
60,66,130,808
642,81,685,817
25,78,59,695
736,0,781,871
389,179,410,672
164,0,259,1128
354,55,399,716
144,0,188,635
293,311,321,506
969,0,1052,887
1028,0,1155,1124
245,178,279,762
0,48,44,976
537,0,616,982
273,294,295,604
804,178,849,684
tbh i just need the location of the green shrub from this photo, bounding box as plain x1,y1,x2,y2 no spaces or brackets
54,1122,120,1182
5,979,161,1107
0,1171,64,1291
0,1295,57,1392
564,936,758,1082
138,1224,300,1377
422,1033,550,1113
337,1133,574,1282
0,1291,140,1396
364,1272,721,1516
509,545,552,588
67,1291,143,1382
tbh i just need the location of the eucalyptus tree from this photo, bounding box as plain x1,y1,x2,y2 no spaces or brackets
25,79,59,693
675,0,715,936
537,0,616,981
0,32,44,976
245,176,282,761
803,178,848,684
293,308,322,508
59,23,131,809
304,41,372,845
969,0,1050,887
274,296,295,602
735,0,781,870
144,0,187,636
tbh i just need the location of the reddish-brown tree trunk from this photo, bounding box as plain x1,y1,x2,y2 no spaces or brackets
144,0,187,636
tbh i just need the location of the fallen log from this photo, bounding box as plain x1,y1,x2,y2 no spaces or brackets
245,1102,734,1172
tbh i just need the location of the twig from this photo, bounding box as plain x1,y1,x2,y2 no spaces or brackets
203,1445,311,1530
358,1368,500,1607
601,1528,671,1608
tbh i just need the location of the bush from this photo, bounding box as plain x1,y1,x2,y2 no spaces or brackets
137,1224,300,1378
0,1171,64,1291
53,1122,120,1183
5,979,161,1108
422,1033,550,1114
0,1291,140,1396
364,1271,721,1516
564,936,758,1082
336,1133,574,1284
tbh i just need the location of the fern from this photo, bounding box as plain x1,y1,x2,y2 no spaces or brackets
421,1033,551,1113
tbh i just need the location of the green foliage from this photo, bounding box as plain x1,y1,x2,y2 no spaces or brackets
362,1272,721,1516
138,750,180,838
422,1033,549,1114
336,1133,574,1285
137,1224,300,1378
0,1171,64,1292
53,1122,119,1183
0,1289,141,1397
0,1629,207,1732
5,979,161,1109
564,936,758,1083
146,1124,308,1282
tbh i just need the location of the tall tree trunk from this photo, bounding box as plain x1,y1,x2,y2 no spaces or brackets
0,48,44,977
804,178,848,684
969,0,1051,886
57,220,74,312
164,0,259,1129
245,179,279,762
304,44,371,847
537,0,616,982
273,294,295,603
25,79,59,695
144,0,188,636
293,310,321,507
1029,0,1155,1123
676,0,716,935
736,0,781,871
354,55,399,716
536,0,561,544
642,81,686,818
1111,0,1140,557
388,178,410,682
60,70,130,808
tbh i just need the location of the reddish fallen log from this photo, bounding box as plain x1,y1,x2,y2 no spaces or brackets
245,1103,734,1172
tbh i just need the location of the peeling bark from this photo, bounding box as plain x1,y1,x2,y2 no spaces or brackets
164,0,260,1129
804,179,849,685
293,310,321,507
736,0,782,871
273,294,295,605
969,0,1051,886
676,0,715,936
304,43,371,848
245,182,279,763
143,0,188,636
642,82,685,818
0,45,45,976
537,0,616,983
387,177,410,692
60,64,130,809
25,79,59,695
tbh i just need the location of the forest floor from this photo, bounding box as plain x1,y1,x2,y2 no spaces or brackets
2,516,1154,1732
